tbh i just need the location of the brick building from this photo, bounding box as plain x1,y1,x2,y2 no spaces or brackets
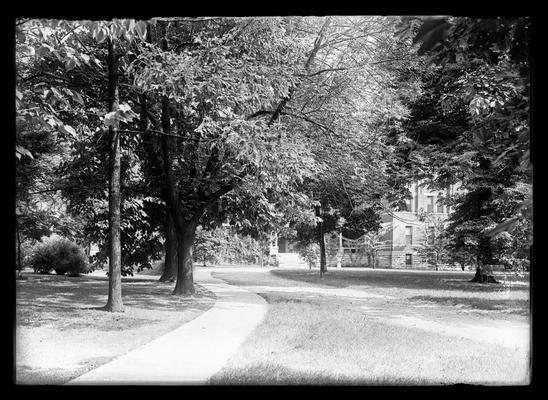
273,181,458,269
375,181,456,269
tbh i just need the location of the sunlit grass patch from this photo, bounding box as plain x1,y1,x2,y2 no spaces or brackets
210,292,530,385
210,269,530,385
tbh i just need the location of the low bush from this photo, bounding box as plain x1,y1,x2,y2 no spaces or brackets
28,234,89,276
295,242,320,269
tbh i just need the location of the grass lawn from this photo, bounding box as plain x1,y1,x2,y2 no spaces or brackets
15,270,216,385
209,268,530,385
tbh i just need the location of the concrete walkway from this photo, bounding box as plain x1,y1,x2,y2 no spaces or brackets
67,269,267,385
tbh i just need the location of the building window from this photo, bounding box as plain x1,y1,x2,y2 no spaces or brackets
405,253,413,266
405,226,413,245
437,202,444,213
427,196,434,213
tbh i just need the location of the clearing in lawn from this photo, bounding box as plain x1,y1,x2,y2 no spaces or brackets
15,270,216,385
208,267,530,385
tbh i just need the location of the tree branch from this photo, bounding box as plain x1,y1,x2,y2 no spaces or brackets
246,110,275,120
262,17,334,128
190,168,250,226
305,67,349,77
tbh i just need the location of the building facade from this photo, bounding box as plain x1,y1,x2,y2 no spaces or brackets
271,181,458,269
376,181,455,269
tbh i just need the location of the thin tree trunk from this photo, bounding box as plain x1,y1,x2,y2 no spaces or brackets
316,205,327,277
105,37,123,312
319,230,326,276
159,207,178,282
16,217,22,276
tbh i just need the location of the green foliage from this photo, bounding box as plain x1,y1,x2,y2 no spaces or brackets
28,234,89,276
194,225,264,266
25,36,165,277
72,196,165,275
17,239,36,271
488,195,532,272
416,217,451,269
193,226,224,266
295,242,320,269
394,16,531,269
16,17,530,285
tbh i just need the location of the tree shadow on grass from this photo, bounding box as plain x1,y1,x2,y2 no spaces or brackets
16,273,215,328
271,269,529,294
408,295,530,316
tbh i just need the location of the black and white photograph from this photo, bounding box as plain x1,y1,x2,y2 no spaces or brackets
14,15,532,386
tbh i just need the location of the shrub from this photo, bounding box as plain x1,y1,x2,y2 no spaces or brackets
296,242,320,269
28,234,89,276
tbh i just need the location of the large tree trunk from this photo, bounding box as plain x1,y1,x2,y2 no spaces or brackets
105,37,123,312
172,225,196,295
470,259,499,284
159,96,196,295
316,205,327,277
470,265,483,282
159,207,178,282
470,234,499,283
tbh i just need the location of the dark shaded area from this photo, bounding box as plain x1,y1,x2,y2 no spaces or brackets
209,361,433,385
409,295,530,316
270,269,528,293
470,273,500,284
16,272,215,328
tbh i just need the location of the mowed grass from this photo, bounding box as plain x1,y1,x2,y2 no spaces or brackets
15,271,216,385
271,268,530,317
209,268,530,385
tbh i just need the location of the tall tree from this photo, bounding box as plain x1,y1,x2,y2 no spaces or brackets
280,16,419,275
16,19,150,309
79,19,147,309
105,35,123,311
396,16,531,281
129,17,317,294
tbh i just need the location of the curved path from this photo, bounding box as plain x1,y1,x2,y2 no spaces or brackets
67,269,267,385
